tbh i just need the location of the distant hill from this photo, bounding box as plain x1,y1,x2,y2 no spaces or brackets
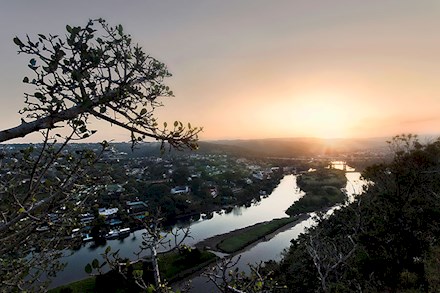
0,137,391,159
204,137,389,158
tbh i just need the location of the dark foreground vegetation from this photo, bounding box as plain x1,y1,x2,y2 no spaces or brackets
29,135,440,293
270,135,440,292
50,248,216,293
1,17,412,293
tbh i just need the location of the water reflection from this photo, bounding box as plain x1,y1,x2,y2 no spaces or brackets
182,175,305,245
329,161,356,172
184,171,365,292
51,172,365,290
51,175,304,288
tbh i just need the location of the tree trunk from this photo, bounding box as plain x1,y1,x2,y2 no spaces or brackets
151,239,161,288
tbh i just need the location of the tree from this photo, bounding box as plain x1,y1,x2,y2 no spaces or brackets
305,208,361,292
2,18,201,149
275,135,440,292
86,210,191,292
0,19,200,292
171,167,190,186
204,256,282,293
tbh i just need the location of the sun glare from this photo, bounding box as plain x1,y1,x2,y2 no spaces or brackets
294,93,352,138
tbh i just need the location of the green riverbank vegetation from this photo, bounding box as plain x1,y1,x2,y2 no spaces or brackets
158,248,217,282
217,217,299,253
272,135,440,292
50,248,216,293
286,168,347,216
49,277,96,293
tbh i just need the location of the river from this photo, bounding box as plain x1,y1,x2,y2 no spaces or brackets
50,170,365,289
184,171,364,292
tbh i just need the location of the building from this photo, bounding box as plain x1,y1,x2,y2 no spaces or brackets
126,201,149,219
171,186,190,194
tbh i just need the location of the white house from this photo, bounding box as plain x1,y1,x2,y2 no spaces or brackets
171,186,190,195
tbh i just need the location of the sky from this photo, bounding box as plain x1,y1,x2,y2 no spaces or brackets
0,0,439,142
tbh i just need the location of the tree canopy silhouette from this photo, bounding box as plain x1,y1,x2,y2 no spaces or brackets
0,19,200,292
1,18,201,149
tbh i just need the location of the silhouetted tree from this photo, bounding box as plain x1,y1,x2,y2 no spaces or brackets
276,135,440,292
0,19,200,292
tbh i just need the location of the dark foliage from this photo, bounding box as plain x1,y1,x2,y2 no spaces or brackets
277,135,440,292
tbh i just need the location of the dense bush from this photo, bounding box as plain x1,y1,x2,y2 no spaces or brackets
277,136,440,292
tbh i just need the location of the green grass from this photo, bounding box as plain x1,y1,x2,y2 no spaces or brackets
48,276,96,293
159,249,217,282
286,168,347,216
50,249,216,292
217,217,295,253
299,169,347,189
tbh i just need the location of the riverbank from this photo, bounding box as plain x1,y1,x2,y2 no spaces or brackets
195,213,310,254
286,168,347,216
47,175,306,289
51,214,311,292
50,249,218,293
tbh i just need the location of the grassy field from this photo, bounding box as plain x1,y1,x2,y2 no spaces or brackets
299,168,347,188
49,248,217,292
49,277,96,293
217,217,296,253
286,168,347,216
159,249,217,282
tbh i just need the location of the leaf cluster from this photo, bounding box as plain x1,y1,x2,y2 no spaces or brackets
7,19,201,149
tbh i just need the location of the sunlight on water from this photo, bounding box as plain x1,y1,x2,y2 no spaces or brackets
184,175,304,245
52,172,366,289
184,171,366,292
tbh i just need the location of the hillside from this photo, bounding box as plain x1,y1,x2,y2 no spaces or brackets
206,137,389,157
1,137,390,159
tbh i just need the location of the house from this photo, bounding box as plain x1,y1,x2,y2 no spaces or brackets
126,201,149,218
106,184,125,196
98,207,119,218
79,213,95,224
252,171,264,181
171,186,190,195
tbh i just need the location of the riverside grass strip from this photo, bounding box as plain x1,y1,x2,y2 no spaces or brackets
49,249,217,292
159,249,217,282
286,168,347,216
48,277,96,293
217,217,295,253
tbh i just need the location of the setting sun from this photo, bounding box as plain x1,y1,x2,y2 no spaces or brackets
294,94,351,138
1,2,440,292
1,1,439,143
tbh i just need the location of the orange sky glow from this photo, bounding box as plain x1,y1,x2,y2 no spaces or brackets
0,1,439,143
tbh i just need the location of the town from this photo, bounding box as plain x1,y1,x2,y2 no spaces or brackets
0,140,385,248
